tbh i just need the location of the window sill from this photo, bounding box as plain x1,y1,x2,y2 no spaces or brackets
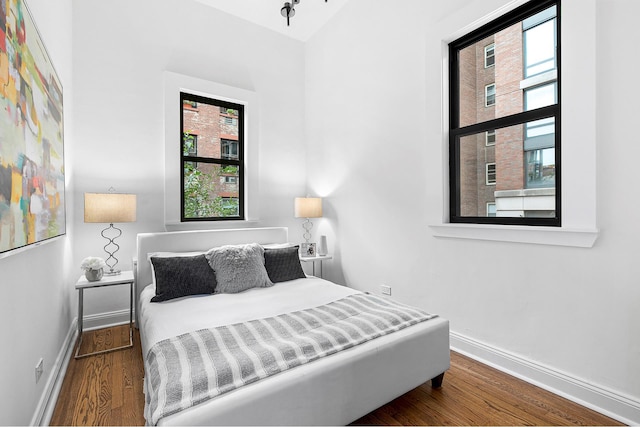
429,223,598,248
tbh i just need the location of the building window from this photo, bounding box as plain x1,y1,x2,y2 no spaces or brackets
183,133,197,156
224,116,238,126
523,6,557,78
484,43,495,68
486,163,496,185
485,84,496,107
221,176,238,184
449,0,560,226
220,197,240,216
221,139,239,160
486,130,496,146
181,92,244,221
487,203,497,217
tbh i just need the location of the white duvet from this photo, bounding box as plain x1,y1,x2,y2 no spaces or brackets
138,277,359,358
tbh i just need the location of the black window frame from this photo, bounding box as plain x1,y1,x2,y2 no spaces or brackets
180,91,245,222
448,0,561,227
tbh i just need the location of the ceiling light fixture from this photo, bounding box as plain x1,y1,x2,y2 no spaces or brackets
281,0,327,26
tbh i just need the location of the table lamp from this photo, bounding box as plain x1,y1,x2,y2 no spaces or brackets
84,192,137,275
294,197,322,243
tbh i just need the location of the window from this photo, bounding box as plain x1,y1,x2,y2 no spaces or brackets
485,84,496,107
221,139,239,160
449,0,560,226
220,197,239,216
486,163,496,185
486,130,496,146
221,176,238,184
523,7,557,78
484,43,495,68
183,133,197,156
181,92,244,221
487,203,497,217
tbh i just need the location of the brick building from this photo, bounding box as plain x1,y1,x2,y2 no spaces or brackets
182,99,240,215
458,6,557,218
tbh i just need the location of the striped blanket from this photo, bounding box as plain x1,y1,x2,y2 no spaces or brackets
144,293,437,425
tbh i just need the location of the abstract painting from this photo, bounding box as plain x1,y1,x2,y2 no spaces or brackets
0,0,65,255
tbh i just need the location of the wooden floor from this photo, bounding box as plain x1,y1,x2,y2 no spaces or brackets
51,325,624,426
50,325,145,426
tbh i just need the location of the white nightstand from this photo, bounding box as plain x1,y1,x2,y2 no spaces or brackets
299,254,332,278
75,270,134,359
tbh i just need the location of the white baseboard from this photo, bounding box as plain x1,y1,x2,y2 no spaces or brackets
450,331,640,425
30,310,132,426
82,309,132,331
30,319,76,426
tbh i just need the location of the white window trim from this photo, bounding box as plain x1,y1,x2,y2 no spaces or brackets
486,163,497,185
486,130,496,146
163,71,260,230
430,0,598,248
485,83,496,107
484,43,495,68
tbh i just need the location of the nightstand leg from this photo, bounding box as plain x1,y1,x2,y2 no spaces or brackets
129,281,134,345
75,288,84,358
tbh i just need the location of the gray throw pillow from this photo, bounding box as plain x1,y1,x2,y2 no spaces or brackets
205,243,273,294
264,245,306,283
150,254,216,302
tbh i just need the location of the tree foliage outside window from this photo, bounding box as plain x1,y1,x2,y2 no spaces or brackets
181,92,244,221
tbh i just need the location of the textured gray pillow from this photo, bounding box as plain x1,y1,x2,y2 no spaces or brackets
205,243,273,294
150,254,216,302
264,245,306,283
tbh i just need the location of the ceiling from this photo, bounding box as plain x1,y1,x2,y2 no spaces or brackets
194,0,350,41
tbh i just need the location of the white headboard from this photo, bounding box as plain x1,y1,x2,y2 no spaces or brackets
134,227,288,325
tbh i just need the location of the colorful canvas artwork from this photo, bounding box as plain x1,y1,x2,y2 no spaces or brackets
0,0,65,254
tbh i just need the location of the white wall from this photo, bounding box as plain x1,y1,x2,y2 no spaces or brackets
6,0,638,424
305,0,640,420
71,0,309,318
0,0,73,425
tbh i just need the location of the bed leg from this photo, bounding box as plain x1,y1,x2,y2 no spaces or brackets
431,372,445,388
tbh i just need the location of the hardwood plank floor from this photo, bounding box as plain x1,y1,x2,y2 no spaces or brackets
51,325,624,426
50,325,145,426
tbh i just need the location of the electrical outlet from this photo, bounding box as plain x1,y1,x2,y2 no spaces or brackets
35,358,44,384
381,285,392,296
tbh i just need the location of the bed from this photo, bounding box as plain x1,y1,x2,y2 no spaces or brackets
135,227,450,425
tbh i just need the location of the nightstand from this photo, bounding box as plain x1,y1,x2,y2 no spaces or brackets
75,270,134,359
299,254,332,278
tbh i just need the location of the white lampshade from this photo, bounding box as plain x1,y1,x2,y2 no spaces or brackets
294,197,322,218
84,193,137,223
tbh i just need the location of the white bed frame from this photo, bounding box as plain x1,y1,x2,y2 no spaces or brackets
135,227,450,426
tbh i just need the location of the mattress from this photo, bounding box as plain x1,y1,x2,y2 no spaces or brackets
139,277,449,425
